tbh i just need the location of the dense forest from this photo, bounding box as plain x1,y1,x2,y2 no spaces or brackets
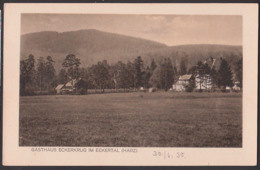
20,53,242,96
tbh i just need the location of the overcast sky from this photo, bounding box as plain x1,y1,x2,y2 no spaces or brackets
21,14,242,46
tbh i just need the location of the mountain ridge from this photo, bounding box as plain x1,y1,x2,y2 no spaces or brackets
22,29,169,47
21,29,242,70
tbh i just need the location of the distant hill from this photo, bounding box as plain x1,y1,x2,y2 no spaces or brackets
21,29,242,71
141,44,242,71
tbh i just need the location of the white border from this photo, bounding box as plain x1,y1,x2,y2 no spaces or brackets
3,3,258,166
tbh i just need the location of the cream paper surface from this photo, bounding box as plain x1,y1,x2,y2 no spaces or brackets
3,3,258,166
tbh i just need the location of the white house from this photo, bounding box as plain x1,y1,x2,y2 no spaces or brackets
195,74,213,91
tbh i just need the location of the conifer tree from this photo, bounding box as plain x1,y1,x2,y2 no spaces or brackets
218,58,233,89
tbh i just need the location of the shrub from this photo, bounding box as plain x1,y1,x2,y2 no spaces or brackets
185,86,193,92
20,90,36,96
78,88,87,95
48,89,56,95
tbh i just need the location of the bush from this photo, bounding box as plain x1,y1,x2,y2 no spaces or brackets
78,88,87,95
185,86,193,92
221,89,226,93
20,90,36,96
48,89,56,95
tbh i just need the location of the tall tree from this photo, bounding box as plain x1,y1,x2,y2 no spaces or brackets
209,65,218,89
179,59,187,75
92,60,110,92
149,63,162,89
173,66,178,83
134,56,144,88
149,58,175,91
189,60,217,90
164,58,175,91
188,65,197,75
235,58,242,88
110,62,123,89
218,58,234,89
20,54,36,95
87,67,97,89
196,61,211,75
36,57,46,92
150,59,157,72
144,66,151,89
114,61,132,89
45,56,56,90
126,61,136,88
62,54,81,81
58,68,68,84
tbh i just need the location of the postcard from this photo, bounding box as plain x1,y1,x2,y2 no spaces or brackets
2,3,258,166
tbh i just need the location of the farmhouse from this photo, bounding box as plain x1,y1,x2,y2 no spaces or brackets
55,84,64,94
172,73,214,92
172,74,193,92
195,74,213,91
55,78,88,94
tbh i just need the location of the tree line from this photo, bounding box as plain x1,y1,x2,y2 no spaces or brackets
20,54,242,95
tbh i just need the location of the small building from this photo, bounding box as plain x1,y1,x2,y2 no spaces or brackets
148,87,156,93
226,86,232,90
195,74,213,91
55,84,65,94
232,81,241,91
172,74,193,92
55,78,88,95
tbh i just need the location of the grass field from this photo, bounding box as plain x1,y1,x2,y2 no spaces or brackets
19,92,242,147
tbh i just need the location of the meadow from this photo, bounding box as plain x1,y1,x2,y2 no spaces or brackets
19,91,242,147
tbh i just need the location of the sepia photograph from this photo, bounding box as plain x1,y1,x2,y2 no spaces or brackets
19,14,243,147
2,3,258,166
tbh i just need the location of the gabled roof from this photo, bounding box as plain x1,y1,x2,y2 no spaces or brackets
59,78,86,88
55,84,64,90
195,74,211,78
178,74,192,81
65,79,78,87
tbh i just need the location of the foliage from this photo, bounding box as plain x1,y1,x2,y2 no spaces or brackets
149,58,175,91
188,59,218,90
45,56,56,89
78,88,87,95
143,66,151,89
126,61,136,88
150,59,157,71
20,52,240,95
185,85,194,92
235,58,242,88
21,55,57,95
36,56,56,92
110,61,132,89
36,57,46,91
134,56,145,88
218,58,234,89
91,60,110,92
197,61,211,75
20,54,36,95
179,59,187,75
62,54,81,80
58,69,68,84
